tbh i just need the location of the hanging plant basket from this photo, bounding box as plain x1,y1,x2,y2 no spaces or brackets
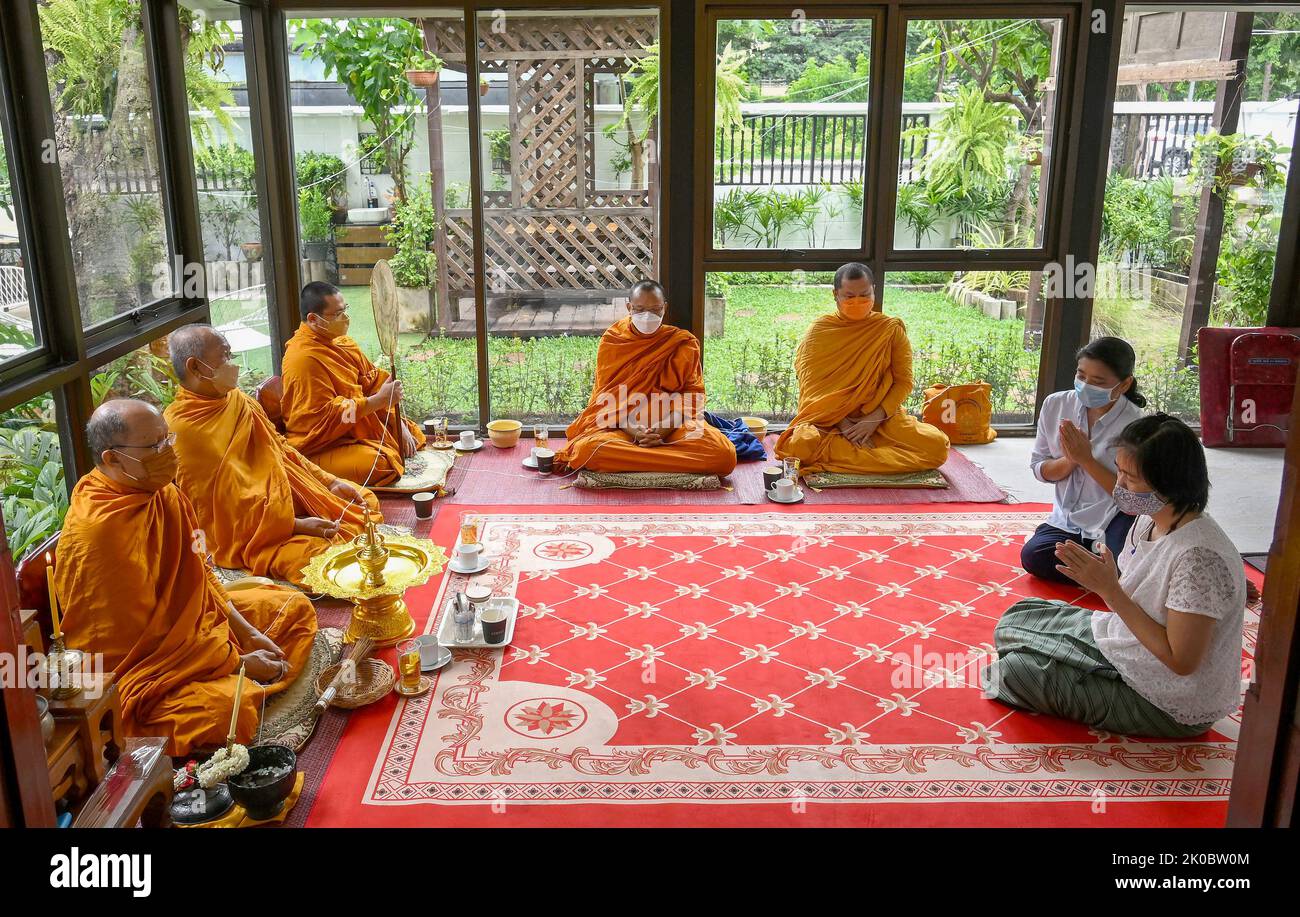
480,79,490,97
1219,161,1263,188
407,69,441,88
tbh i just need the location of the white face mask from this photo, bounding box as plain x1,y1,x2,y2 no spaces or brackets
630,311,663,335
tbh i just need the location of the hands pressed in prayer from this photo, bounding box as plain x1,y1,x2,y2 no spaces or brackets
295,516,341,539
328,478,363,503
1054,539,1122,598
241,648,288,684
1057,420,1091,466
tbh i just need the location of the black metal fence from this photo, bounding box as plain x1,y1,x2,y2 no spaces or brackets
1109,112,1213,179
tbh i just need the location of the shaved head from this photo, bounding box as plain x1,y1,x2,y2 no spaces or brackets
87,399,165,466
168,323,228,388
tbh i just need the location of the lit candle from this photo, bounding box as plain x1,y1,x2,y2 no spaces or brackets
45,552,61,639
227,662,246,744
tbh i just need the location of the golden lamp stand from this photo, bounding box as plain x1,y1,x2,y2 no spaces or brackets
300,520,447,646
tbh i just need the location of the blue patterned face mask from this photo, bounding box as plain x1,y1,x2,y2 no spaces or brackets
1112,483,1166,516
1074,378,1117,408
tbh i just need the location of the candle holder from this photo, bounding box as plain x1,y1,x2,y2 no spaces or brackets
44,635,84,700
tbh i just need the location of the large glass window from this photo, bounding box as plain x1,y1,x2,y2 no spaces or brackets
287,10,480,426
711,16,873,252
476,7,661,424
39,0,181,328
0,102,40,365
893,17,1063,251
184,0,275,381
1096,8,1297,420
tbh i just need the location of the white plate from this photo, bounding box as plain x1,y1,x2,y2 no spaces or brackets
767,488,805,504
454,439,484,452
436,596,519,648
447,555,490,575
522,454,539,469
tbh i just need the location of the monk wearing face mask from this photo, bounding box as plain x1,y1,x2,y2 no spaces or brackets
556,279,737,475
164,324,382,585
775,263,949,475
280,281,425,486
55,399,318,756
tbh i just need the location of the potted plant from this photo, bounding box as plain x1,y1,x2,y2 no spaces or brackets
406,52,443,88
385,183,438,332
704,273,728,337
299,188,334,263
480,76,490,97
241,242,263,262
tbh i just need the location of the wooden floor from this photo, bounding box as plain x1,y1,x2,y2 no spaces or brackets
443,301,624,338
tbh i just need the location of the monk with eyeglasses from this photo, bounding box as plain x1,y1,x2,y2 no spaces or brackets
54,398,317,756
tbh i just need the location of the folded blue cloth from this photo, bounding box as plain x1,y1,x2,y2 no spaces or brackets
704,412,767,462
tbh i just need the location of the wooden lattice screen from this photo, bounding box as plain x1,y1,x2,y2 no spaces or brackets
426,14,657,328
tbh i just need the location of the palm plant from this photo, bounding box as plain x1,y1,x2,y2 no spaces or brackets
714,188,759,247
895,181,942,247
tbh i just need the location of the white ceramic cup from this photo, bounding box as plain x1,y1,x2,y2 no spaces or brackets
466,584,492,605
530,445,544,459
417,637,443,667
459,430,476,448
774,477,796,501
455,542,482,566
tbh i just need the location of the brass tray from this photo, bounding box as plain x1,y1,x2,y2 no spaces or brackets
300,534,447,601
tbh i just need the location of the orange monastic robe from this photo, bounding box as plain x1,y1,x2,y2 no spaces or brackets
556,317,737,475
775,311,950,475
280,323,425,486
165,386,381,585
55,470,317,757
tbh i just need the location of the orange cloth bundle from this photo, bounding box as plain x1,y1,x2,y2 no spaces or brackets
921,382,998,445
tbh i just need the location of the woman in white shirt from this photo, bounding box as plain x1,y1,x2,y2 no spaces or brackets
1022,336,1146,583
984,415,1246,737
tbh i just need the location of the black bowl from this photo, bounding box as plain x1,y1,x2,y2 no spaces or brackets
227,745,297,821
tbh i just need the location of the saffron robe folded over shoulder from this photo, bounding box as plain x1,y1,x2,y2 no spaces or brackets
165,386,381,585
55,470,317,757
556,317,737,475
775,311,950,475
280,323,426,486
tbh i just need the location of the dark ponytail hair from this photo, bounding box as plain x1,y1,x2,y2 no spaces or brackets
1076,336,1147,407
1115,413,1209,516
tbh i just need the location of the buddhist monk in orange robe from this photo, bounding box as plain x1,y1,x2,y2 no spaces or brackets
55,399,317,757
280,281,425,486
556,280,737,475
776,263,949,475
164,324,382,586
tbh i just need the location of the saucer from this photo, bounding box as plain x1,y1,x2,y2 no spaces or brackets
522,454,539,469
448,556,490,575
454,439,484,452
767,488,805,504
416,636,452,672
394,675,433,697
429,441,455,450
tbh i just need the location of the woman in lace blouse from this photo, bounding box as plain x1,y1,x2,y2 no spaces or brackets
983,414,1246,737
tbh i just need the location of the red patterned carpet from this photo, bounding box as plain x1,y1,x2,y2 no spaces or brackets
303,504,1255,828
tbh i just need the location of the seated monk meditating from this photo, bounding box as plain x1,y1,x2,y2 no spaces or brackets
775,263,949,475
164,323,382,586
54,399,318,757
556,280,737,475
280,281,425,486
